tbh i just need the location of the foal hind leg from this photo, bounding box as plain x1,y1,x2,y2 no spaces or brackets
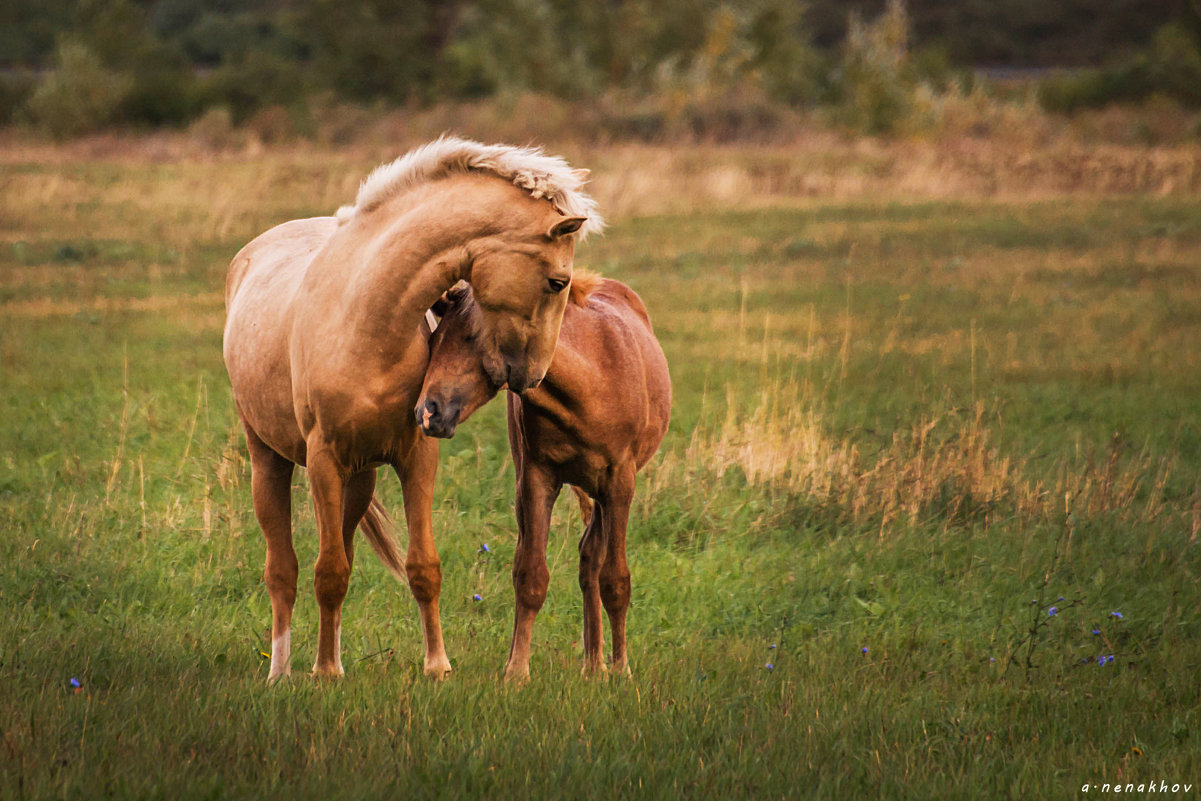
577,501,608,676
599,469,635,677
244,424,296,681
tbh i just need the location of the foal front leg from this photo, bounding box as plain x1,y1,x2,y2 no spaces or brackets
397,435,452,678
504,465,559,683
307,447,350,677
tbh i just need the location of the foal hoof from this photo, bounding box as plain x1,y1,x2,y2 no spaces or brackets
580,661,609,679
312,662,345,679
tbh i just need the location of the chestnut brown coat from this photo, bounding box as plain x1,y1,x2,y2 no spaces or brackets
416,274,670,680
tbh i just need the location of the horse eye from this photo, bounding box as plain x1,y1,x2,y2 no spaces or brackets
547,277,569,293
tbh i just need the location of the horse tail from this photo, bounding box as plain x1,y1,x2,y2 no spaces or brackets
570,485,594,527
359,495,406,582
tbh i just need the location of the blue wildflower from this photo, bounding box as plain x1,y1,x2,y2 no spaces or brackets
1048,607,1058,616
69,677,80,688
765,663,774,671
989,657,995,663
1098,656,1106,666
1112,611,1123,619
472,594,482,602
861,647,869,654
1092,629,1101,635
1106,655,1115,664
768,643,777,650
479,544,490,554
1058,596,1065,601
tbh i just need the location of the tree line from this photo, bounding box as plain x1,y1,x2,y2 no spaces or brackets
0,0,1195,137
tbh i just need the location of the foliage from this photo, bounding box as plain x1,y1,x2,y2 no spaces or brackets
1040,22,1201,113
22,41,133,138
832,0,912,134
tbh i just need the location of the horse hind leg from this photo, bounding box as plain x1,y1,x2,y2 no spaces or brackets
577,498,607,677
599,470,635,677
244,423,297,682
341,468,377,575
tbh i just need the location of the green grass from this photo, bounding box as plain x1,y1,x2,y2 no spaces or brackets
2,155,1200,799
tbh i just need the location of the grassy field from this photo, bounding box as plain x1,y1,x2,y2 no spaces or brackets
2,142,1201,799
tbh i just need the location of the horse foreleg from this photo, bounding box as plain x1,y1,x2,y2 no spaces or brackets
307,448,350,678
505,464,559,683
599,468,635,677
577,500,607,676
245,424,297,682
397,436,451,679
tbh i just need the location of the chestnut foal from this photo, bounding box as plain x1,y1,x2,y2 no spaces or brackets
415,273,670,681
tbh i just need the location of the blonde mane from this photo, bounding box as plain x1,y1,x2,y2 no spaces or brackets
336,135,604,241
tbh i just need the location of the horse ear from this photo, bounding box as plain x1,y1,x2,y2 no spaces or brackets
572,168,591,182
546,216,587,240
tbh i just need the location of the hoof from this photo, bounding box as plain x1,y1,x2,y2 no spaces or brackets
312,662,345,679
266,668,291,684
503,663,530,684
424,657,452,680
580,660,609,679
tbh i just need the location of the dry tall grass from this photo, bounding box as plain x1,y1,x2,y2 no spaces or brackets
642,377,1190,538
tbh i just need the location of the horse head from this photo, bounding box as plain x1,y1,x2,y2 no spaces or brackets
463,208,585,395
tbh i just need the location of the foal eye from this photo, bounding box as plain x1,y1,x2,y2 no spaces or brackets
547,277,569,293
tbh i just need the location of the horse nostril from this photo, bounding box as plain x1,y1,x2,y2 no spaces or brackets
416,399,438,429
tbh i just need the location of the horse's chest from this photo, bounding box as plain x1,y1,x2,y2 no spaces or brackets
521,412,611,486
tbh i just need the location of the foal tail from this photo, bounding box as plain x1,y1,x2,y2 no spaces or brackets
359,495,406,582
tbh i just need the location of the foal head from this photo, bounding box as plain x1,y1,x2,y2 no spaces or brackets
415,283,500,439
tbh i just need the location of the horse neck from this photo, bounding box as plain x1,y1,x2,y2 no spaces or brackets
337,175,535,336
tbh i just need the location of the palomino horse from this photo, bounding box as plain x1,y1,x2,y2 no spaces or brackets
223,137,601,680
415,273,670,681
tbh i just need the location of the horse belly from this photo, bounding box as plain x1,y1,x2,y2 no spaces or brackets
223,218,336,465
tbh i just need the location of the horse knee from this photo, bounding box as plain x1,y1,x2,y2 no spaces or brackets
265,565,298,604
513,563,549,611
405,560,442,604
600,572,630,612
313,556,350,610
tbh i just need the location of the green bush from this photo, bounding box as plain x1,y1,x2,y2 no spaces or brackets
833,0,912,135
0,70,38,126
22,42,133,138
1040,23,1201,112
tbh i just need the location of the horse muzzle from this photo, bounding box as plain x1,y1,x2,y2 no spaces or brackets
414,397,461,439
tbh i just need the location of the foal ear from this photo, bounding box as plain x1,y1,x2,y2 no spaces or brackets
546,216,587,240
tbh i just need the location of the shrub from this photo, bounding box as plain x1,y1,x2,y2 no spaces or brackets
0,70,38,126
833,0,912,135
23,41,133,138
